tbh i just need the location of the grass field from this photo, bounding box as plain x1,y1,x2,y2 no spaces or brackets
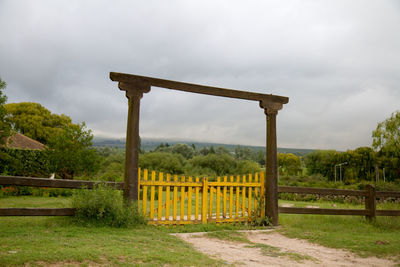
0,196,399,266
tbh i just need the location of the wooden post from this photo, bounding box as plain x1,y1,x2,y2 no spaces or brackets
365,184,376,221
260,100,282,226
118,81,150,203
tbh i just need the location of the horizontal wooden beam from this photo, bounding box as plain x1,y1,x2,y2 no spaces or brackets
0,176,124,190
376,210,400,216
278,207,368,216
278,186,368,196
0,208,75,216
110,72,289,104
376,191,400,198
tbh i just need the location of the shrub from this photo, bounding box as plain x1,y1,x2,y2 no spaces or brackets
72,184,145,227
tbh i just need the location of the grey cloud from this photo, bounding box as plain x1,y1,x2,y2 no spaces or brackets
1,0,399,150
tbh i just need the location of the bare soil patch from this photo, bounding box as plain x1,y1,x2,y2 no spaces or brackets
173,230,396,266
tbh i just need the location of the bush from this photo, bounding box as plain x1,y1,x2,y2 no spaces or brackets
72,184,145,227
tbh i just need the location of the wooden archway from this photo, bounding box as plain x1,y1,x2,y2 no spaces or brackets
110,72,289,225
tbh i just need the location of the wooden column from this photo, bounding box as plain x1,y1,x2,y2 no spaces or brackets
365,184,376,221
118,81,150,202
260,100,282,226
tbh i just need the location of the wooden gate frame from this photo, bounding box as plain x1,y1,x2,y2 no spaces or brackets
110,72,289,225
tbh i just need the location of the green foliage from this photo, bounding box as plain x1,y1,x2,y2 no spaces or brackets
185,154,236,176
139,152,185,174
4,102,73,145
0,148,51,177
47,123,100,179
72,184,145,227
278,153,302,175
0,77,11,145
154,143,195,159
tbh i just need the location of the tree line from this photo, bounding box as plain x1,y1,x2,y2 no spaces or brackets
1,76,399,183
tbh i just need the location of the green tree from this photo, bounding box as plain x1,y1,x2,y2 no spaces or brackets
139,152,185,174
0,77,11,144
5,102,72,145
372,111,400,181
278,153,302,176
46,123,100,179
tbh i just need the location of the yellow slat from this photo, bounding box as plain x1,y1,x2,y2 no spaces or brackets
242,175,246,217
138,168,141,202
202,178,208,223
229,176,233,218
195,177,199,220
173,175,178,220
165,174,170,220
188,177,192,220
209,186,214,218
180,176,185,220
157,172,163,220
248,174,252,217
254,173,258,213
216,177,221,220
236,175,240,217
223,176,227,218
142,169,148,215
150,171,156,219
260,171,265,217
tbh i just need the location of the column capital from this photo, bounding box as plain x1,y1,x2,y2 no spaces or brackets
259,99,282,116
118,81,151,99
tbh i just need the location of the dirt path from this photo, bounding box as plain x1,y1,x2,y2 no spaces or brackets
173,230,396,266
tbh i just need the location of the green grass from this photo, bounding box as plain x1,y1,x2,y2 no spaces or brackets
279,200,400,262
0,216,222,266
1,196,399,265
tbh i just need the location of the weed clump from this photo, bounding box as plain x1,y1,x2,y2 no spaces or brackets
72,183,145,227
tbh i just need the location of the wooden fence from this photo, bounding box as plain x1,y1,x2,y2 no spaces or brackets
0,172,399,222
278,185,400,219
138,170,264,225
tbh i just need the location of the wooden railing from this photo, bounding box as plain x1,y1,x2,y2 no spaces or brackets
278,185,400,219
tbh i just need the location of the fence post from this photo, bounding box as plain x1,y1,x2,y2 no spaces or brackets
202,178,208,224
365,184,376,221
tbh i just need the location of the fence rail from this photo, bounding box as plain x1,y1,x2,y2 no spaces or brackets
1,173,400,221
279,184,400,219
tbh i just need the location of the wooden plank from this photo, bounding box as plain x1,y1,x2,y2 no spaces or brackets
142,169,148,215
229,176,234,219
376,191,400,198
202,178,208,223
242,175,246,217
157,172,163,221
180,176,185,221
254,173,258,213
0,176,124,189
150,171,155,219
365,184,376,221
140,181,202,187
248,174,252,217
188,177,192,220
260,172,265,217
208,182,261,187
278,186,368,196
195,177,199,220
223,176,227,218
173,175,178,220
209,186,214,218
216,177,221,220
0,208,75,216
165,174,170,220
376,210,400,216
278,207,368,216
110,72,289,104
236,175,240,217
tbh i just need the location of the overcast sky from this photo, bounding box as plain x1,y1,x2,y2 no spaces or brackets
1,0,399,150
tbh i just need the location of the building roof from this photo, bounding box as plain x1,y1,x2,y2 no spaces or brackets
1,132,46,150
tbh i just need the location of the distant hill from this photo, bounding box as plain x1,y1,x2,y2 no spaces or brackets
93,137,316,156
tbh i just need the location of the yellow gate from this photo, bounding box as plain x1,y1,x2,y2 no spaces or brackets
139,169,264,225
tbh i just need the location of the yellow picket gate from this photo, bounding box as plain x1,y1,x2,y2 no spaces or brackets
138,169,265,225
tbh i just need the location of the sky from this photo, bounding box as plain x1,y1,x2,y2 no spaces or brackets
0,0,399,151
